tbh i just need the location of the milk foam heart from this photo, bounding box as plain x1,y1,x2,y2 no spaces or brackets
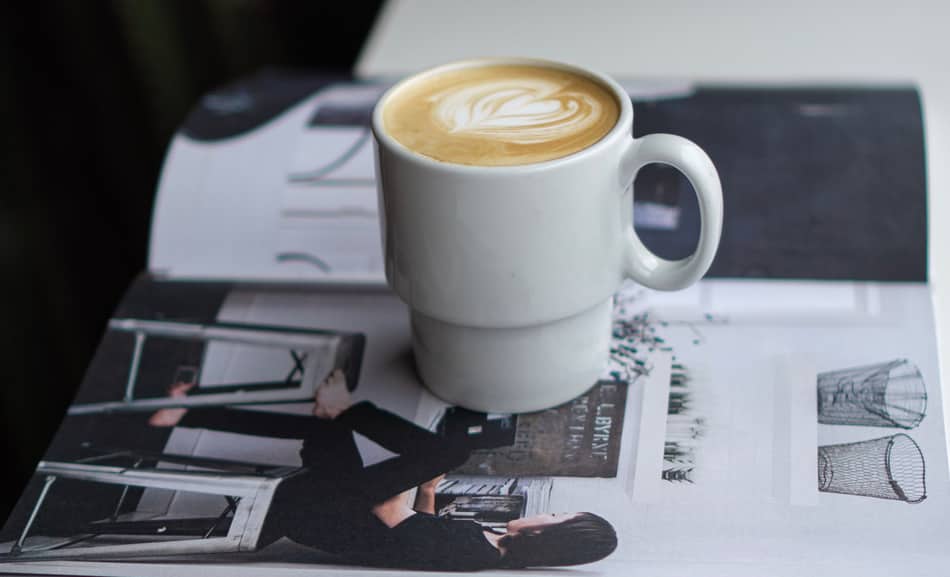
382,64,620,166
431,79,602,145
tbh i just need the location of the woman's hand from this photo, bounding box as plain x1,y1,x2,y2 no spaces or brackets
148,381,196,428
413,473,445,515
418,473,445,495
313,369,352,419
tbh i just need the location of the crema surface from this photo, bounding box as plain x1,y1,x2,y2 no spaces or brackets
382,64,619,166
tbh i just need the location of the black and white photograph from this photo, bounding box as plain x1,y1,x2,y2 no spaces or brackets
1,278,624,574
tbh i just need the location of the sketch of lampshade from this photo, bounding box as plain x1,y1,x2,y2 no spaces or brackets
817,434,926,503
817,359,927,429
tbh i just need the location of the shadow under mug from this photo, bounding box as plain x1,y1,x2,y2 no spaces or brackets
372,58,723,413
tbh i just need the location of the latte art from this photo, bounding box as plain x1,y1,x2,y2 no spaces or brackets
382,64,619,166
431,79,605,145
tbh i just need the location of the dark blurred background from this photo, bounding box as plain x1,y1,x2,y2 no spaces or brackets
0,0,383,521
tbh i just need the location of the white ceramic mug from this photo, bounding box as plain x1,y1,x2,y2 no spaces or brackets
372,58,723,413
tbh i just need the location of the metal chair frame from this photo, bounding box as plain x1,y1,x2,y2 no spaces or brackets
68,318,346,415
2,452,303,561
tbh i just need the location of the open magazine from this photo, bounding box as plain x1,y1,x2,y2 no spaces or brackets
1,73,944,577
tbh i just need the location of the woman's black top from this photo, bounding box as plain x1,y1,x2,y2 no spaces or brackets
178,402,503,571
318,512,502,572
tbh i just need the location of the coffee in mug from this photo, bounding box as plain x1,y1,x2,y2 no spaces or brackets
382,64,620,166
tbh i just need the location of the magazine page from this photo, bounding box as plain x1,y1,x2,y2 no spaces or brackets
1,276,945,576
149,74,925,285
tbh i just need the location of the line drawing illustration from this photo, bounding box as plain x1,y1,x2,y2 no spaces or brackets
817,434,927,504
817,359,927,429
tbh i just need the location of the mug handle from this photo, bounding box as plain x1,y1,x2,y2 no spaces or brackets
620,134,724,291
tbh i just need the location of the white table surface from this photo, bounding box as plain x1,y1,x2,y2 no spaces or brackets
356,0,950,390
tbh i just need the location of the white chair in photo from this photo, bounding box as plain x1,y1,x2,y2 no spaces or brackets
67,319,363,416
1,451,303,561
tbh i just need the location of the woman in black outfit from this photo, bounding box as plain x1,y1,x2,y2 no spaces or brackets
149,371,617,571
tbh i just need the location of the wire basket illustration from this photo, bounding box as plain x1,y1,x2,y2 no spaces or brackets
817,434,926,503
817,359,927,429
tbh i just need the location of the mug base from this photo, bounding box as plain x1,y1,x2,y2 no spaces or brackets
411,298,612,413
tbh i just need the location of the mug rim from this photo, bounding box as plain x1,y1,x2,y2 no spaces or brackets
371,56,634,173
